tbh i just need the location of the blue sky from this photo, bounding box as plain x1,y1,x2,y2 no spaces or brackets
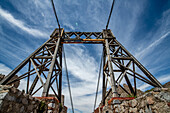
0,0,170,113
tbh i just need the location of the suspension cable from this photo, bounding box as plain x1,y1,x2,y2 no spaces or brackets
93,50,103,111
50,0,61,33
106,0,116,30
63,46,75,113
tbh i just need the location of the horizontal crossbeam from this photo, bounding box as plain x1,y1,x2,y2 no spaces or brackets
64,31,103,40
62,39,104,44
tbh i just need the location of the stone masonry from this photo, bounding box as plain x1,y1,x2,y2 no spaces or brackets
101,87,170,113
0,85,41,113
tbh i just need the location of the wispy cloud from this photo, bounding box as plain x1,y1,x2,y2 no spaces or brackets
63,23,75,31
110,0,146,47
62,44,102,112
0,63,12,75
64,45,98,82
138,74,170,90
0,7,48,38
135,31,170,60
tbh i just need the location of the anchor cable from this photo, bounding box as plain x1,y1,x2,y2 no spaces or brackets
106,0,116,30
63,46,75,113
93,50,103,111
51,0,61,33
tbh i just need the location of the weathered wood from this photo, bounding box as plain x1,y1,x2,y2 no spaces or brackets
42,36,62,97
34,56,53,59
30,59,44,85
111,57,133,60
105,38,118,97
114,39,163,88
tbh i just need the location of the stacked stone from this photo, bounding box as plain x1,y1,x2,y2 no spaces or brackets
0,85,41,113
117,84,144,97
107,88,170,113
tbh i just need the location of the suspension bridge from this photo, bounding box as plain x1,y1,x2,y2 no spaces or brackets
0,0,163,112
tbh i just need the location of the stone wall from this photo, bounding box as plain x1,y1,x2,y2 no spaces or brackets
0,74,67,113
0,85,41,113
101,88,170,113
117,84,144,97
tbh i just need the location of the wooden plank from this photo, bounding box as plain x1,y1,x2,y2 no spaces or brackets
34,56,53,59
30,59,44,85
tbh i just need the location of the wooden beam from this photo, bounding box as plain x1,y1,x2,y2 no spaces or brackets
34,56,53,59
30,59,44,85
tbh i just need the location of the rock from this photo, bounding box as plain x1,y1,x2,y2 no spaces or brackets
17,91,22,97
161,88,168,91
140,100,146,108
10,87,17,94
152,91,159,95
31,101,36,105
153,87,161,92
0,74,5,81
139,109,145,113
113,99,121,104
129,107,137,113
21,90,25,94
163,81,170,88
17,89,25,97
6,95,16,101
28,104,34,111
120,105,124,112
152,110,158,113
123,84,132,94
121,107,128,113
146,97,155,105
22,98,28,105
0,100,3,108
114,104,123,112
20,106,25,112
120,93,129,97
137,89,144,97
0,91,8,100
131,99,138,107
115,106,121,113
0,88,2,92
28,95,33,100
121,101,129,107
24,94,29,98
145,105,152,113
159,92,170,102
7,104,13,112
13,103,20,112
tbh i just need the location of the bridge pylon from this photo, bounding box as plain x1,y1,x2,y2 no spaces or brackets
0,28,162,108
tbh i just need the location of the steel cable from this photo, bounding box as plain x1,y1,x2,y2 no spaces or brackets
106,0,115,30
63,46,75,113
93,50,103,112
51,0,61,33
